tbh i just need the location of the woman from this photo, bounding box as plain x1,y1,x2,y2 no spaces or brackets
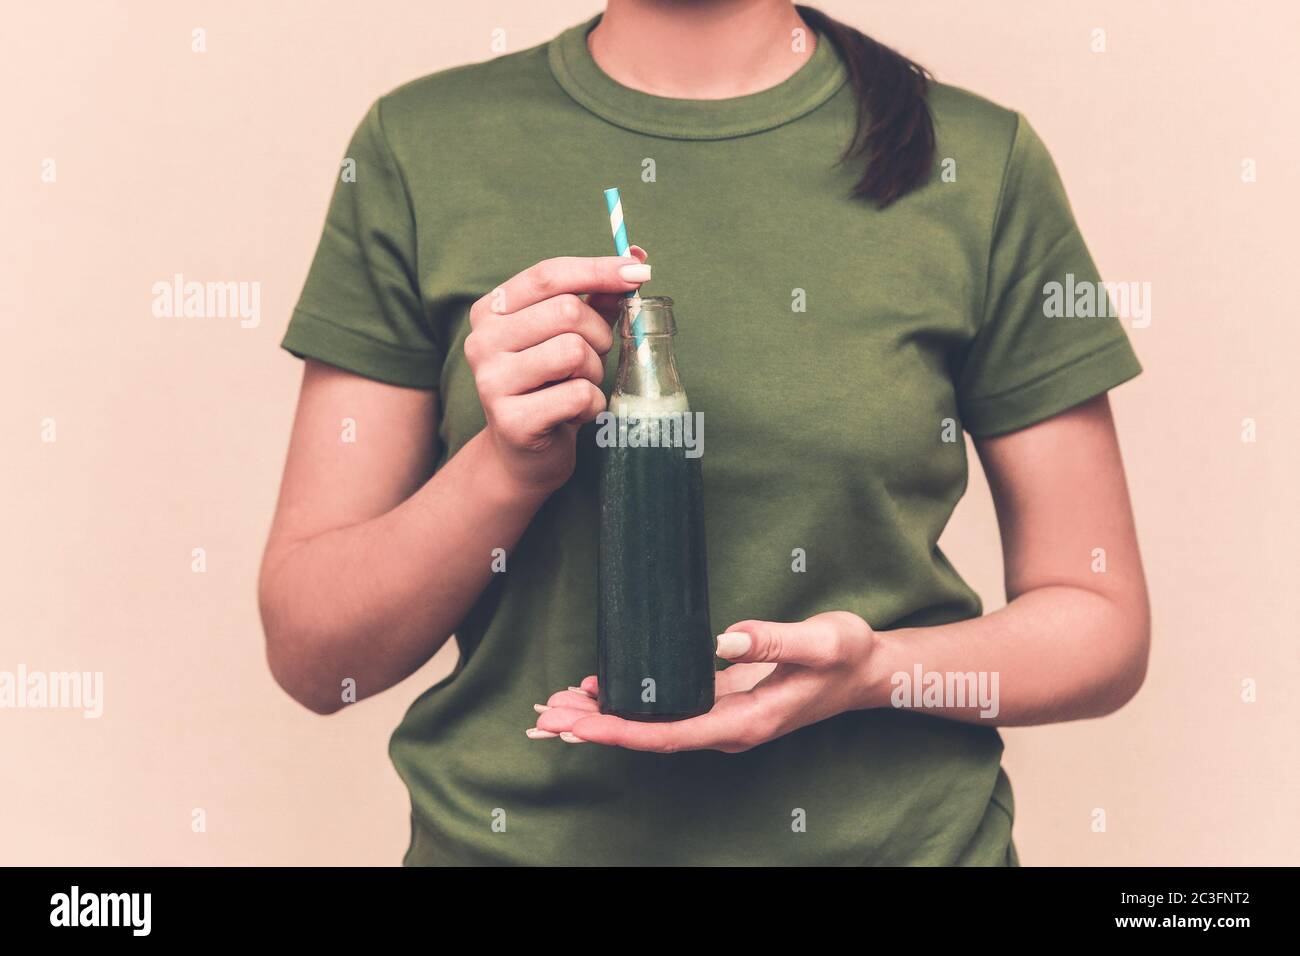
260,0,1148,866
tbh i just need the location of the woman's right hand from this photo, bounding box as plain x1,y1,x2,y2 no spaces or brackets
464,248,650,494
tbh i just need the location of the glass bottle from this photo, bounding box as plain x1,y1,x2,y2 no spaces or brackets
596,296,714,721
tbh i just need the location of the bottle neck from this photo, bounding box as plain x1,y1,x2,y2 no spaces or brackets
610,296,687,410
612,334,686,408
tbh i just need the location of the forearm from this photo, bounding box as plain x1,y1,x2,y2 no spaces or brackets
862,584,1150,726
259,430,548,713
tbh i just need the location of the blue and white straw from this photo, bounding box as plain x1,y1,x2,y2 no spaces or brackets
602,187,651,365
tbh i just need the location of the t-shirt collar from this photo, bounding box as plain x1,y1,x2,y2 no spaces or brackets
547,15,847,140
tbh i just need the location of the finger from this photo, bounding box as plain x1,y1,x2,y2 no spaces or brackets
714,618,845,667
494,377,606,435
568,693,761,753
493,255,651,316
715,661,777,696
535,707,599,735
479,294,615,356
587,245,648,322
579,675,600,697
543,689,599,712
490,333,606,396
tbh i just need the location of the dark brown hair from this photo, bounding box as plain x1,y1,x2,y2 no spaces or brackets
797,6,936,208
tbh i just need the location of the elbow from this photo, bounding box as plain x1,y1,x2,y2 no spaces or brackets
1093,599,1151,716
1102,643,1148,714
258,568,347,717
267,643,348,716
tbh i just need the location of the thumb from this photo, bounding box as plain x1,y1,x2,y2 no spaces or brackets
715,618,844,668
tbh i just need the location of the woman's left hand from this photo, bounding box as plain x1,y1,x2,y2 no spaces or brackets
528,611,883,753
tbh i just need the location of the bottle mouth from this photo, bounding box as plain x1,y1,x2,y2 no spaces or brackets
619,295,676,336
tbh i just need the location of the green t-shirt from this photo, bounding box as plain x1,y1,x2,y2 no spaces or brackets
283,16,1141,865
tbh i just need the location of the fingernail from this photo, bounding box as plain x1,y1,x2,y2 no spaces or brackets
533,703,551,713
559,732,586,744
525,728,558,739
568,685,594,698
617,264,651,283
715,632,752,660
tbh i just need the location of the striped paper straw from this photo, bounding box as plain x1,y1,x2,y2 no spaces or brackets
602,187,649,360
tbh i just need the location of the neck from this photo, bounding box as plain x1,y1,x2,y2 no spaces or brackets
590,0,813,100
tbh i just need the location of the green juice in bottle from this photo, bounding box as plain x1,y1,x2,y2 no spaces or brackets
597,296,714,721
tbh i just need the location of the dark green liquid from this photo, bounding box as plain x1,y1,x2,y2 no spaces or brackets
597,415,713,721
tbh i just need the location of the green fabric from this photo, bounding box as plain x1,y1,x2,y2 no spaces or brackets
283,15,1139,866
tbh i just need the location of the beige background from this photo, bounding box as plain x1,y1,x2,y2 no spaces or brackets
3,0,1297,865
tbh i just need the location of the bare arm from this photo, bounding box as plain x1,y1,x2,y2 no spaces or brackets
868,393,1150,725
259,254,649,714
258,363,551,714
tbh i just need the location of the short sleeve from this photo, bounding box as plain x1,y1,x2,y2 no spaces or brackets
956,115,1141,436
281,100,444,389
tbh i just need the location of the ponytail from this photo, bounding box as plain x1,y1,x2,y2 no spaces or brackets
797,6,936,208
